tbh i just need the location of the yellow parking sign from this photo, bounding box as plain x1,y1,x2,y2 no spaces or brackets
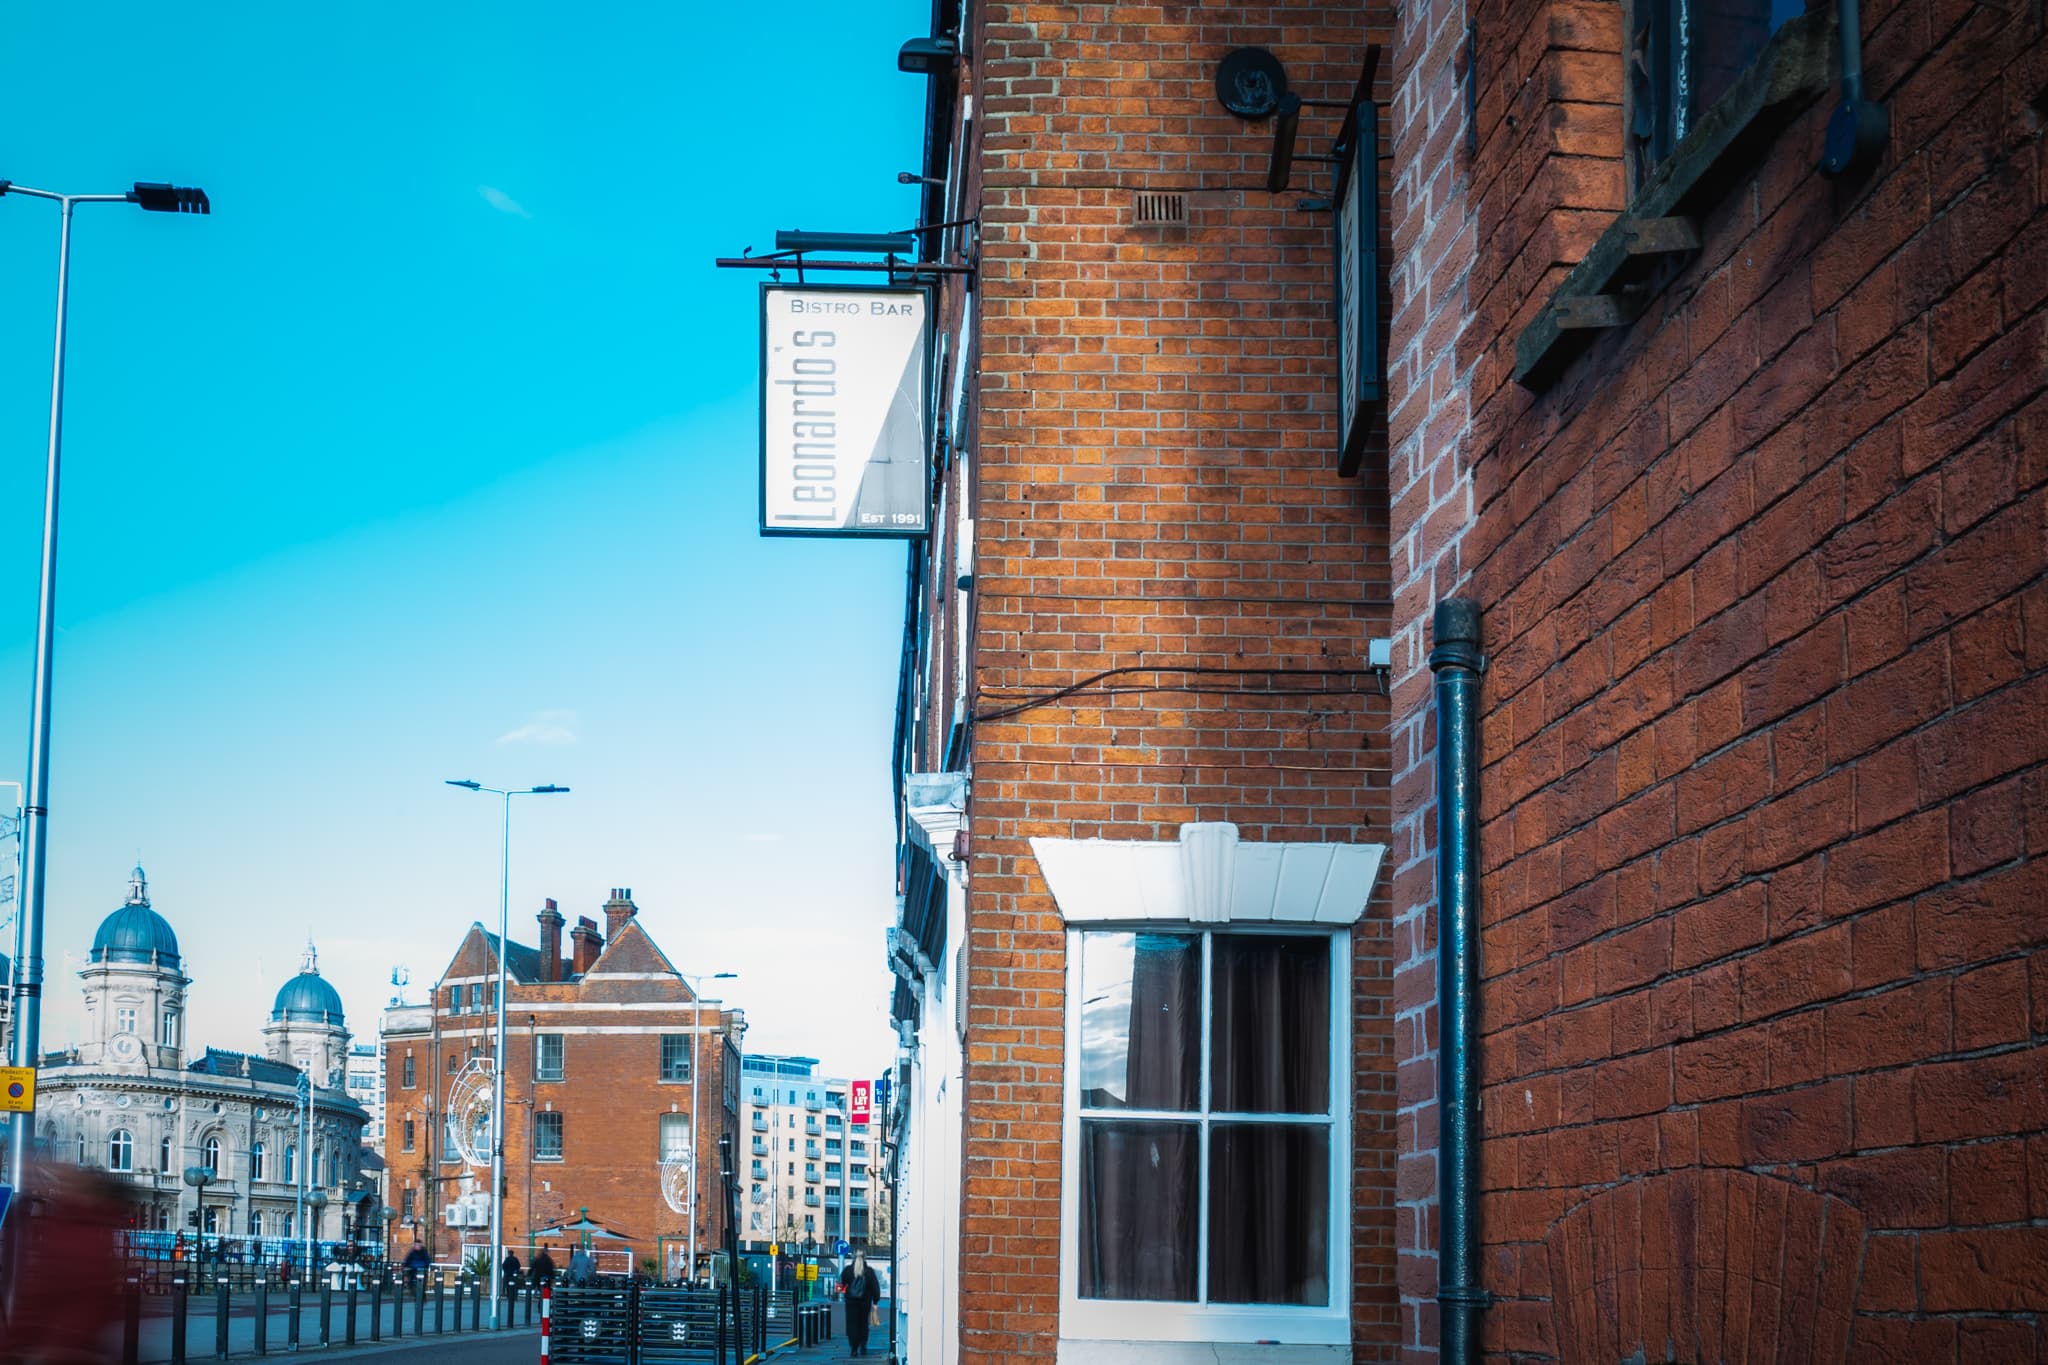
0,1067,32,1114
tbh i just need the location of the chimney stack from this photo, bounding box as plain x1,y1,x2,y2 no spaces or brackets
603,887,637,942
537,899,564,983
570,916,603,976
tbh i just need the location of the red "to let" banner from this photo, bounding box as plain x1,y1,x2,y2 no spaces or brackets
850,1079,872,1126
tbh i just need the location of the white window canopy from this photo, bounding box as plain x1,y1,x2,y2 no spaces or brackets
1030,823,1386,926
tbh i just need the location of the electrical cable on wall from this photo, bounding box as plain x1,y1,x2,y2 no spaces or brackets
972,664,1383,723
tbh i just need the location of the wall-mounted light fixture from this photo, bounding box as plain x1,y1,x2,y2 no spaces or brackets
774,230,919,256
898,36,958,75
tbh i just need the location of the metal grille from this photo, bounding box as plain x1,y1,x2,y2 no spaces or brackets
552,1286,635,1365
1131,190,1188,225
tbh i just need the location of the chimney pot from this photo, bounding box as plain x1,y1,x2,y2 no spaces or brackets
537,900,565,983
603,887,638,942
569,916,603,976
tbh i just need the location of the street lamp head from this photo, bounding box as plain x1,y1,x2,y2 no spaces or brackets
713,971,738,980
529,784,569,794
445,779,482,790
128,182,210,214
182,1165,213,1188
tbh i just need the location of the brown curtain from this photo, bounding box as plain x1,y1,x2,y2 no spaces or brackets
1079,1120,1197,1300
1208,1122,1330,1304
1210,935,1330,1114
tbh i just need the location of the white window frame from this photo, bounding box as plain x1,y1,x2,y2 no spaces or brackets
1057,925,1352,1347
535,1033,565,1082
535,1110,565,1162
116,1005,137,1035
109,1129,134,1172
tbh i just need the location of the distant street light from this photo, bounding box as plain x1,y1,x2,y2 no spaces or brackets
2,178,210,1197
678,971,737,1284
445,779,569,1327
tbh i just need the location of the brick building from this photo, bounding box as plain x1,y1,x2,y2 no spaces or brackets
1380,0,2048,1357
381,889,742,1278
861,0,2047,1359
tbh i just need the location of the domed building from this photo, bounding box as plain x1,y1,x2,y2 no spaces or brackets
29,869,372,1244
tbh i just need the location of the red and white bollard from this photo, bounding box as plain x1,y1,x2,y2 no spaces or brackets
539,1281,552,1364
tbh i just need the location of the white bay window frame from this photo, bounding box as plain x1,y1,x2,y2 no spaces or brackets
1058,925,1351,1345
1033,822,1385,1356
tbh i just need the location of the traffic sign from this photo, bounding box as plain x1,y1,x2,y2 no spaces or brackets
0,1067,32,1114
835,1239,850,1257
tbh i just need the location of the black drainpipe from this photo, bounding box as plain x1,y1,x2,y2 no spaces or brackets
1431,598,1488,1362
1821,0,1888,177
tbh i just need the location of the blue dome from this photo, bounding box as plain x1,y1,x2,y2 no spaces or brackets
272,948,346,1026
90,868,181,967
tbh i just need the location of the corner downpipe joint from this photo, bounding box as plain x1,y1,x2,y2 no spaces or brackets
1430,598,1489,1362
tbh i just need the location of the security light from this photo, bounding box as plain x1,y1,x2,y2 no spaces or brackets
897,36,958,74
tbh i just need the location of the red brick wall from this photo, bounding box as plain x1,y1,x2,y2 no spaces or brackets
966,3,1399,1360
1385,0,2048,1356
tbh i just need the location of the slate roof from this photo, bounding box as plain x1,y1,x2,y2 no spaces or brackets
187,1047,306,1087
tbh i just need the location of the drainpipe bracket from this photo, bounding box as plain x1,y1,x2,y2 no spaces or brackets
1437,1285,1495,1309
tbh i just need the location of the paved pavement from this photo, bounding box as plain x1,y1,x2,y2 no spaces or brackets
132,1289,541,1364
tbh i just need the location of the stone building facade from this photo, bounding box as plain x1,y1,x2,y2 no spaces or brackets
381,890,742,1277
32,869,369,1241
871,0,2047,1361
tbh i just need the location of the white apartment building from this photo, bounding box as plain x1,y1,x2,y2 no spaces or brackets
345,1040,384,1143
740,1052,881,1253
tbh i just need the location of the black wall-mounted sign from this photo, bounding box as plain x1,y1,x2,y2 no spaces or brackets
1332,99,1382,478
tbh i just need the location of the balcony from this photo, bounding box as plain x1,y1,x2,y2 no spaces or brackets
805,1096,823,1112
751,1114,768,1131
751,1138,769,1157
751,1164,767,1180
804,1143,820,1159
804,1118,820,1135
804,1192,821,1207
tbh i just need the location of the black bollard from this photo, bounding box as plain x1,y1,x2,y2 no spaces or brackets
390,1273,403,1338
122,1278,141,1365
318,1280,332,1347
287,1281,301,1352
471,1280,482,1331
453,1277,465,1333
214,1281,230,1362
435,1279,445,1335
344,1280,358,1347
254,1279,269,1355
170,1276,189,1365
369,1273,382,1342
414,1280,426,1336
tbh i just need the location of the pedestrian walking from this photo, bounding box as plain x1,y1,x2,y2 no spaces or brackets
502,1249,523,1304
568,1245,594,1286
838,1251,880,1358
403,1244,430,1288
531,1245,558,1286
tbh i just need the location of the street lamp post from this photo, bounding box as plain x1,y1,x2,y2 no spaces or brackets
306,1189,329,1264
1,177,209,1192
445,779,568,1328
679,971,736,1285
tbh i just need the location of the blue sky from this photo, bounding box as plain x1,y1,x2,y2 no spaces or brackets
0,2,926,1084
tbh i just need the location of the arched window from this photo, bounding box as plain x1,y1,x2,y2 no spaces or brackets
330,1148,342,1186
161,1011,180,1048
251,1141,267,1182
160,1134,172,1172
248,1210,263,1236
284,1144,296,1183
76,1131,87,1165
202,1135,220,1174
109,1129,134,1173
314,1144,324,1187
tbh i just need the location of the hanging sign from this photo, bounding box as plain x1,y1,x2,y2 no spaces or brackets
849,1079,872,1127
0,1067,33,1113
760,284,931,537
1333,99,1383,477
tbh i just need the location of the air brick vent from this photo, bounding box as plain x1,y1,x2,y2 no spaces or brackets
1131,190,1188,226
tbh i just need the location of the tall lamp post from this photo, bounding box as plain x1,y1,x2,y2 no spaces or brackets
1,177,209,1191
445,779,568,1328
679,971,736,1285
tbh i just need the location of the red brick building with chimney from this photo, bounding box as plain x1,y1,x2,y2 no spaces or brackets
873,0,2046,1360
381,889,741,1277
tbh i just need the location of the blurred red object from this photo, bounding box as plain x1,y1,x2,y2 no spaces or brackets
0,1163,128,1363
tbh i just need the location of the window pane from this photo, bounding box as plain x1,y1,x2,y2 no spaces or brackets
1078,932,1198,1111
1077,1119,1197,1302
1210,934,1330,1114
1207,1122,1330,1306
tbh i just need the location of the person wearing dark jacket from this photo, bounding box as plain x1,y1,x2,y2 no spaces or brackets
838,1251,881,1357
531,1246,558,1286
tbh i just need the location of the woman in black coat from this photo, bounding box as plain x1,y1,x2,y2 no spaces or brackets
838,1251,881,1357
